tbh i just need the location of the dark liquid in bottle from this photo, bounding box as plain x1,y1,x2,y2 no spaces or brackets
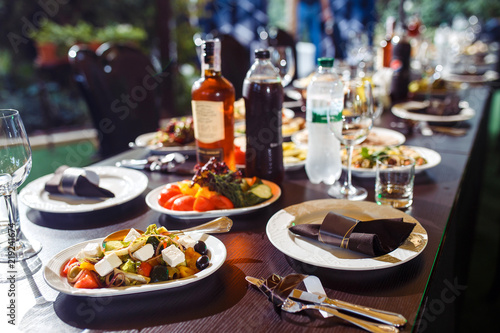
243,80,284,184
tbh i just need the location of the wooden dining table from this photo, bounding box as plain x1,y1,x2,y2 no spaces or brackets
3,85,493,332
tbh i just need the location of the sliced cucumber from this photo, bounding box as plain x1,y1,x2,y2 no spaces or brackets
249,184,272,200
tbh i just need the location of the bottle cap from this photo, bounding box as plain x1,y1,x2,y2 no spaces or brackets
255,49,270,59
317,58,334,67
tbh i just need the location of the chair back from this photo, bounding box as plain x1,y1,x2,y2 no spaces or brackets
68,43,160,158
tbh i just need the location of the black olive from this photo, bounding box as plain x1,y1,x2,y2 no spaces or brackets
146,236,161,252
150,265,169,283
194,241,208,255
196,255,210,270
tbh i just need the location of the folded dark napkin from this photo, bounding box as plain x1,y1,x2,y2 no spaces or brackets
289,212,416,257
44,166,115,198
258,274,307,307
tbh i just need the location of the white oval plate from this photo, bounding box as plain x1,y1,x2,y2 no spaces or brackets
291,127,406,148
442,70,499,83
145,179,281,219
19,167,148,213
135,132,196,154
345,146,442,178
391,101,475,123
43,234,226,297
266,199,428,271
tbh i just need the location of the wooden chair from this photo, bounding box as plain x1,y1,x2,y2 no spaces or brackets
68,43,160,158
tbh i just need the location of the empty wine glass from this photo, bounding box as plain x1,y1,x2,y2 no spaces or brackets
327,80,374,200
269,46,295,87
0,109,41,262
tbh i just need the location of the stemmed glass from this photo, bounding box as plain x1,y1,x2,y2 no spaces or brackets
269,46,295,87
327,80,374,200
0,109,41,262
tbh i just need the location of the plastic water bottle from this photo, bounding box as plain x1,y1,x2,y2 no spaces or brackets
305,58,343,185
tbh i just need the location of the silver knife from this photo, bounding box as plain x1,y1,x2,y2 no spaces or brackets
290,289,407,327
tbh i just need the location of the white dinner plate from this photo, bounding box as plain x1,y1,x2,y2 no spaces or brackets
43,234,226,297
19,167,148,213
266,199,428,271
291,127,406,148
391,101,475,123
145,179,281,219
235,108,299,138
344,146,442,178
134,132,197,154
442,70,499,83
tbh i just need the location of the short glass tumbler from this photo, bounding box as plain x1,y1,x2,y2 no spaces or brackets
375,155,415,209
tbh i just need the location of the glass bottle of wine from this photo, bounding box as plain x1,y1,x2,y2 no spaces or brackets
191,39,235,170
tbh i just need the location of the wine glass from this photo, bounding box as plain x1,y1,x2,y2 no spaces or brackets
269,46,295,87
0,109,41,262
327,80,374,200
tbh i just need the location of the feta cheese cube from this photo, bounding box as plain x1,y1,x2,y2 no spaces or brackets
133,243,154,261
161,245,185,267
123,228,142,242
94,252,122,276
177,235,197,249
75,250,86,260
82,242,102,258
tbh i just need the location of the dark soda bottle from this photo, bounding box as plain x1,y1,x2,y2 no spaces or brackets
242,49,284,184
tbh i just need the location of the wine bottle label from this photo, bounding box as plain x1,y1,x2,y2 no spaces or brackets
197,147,224,165
191,100,225,143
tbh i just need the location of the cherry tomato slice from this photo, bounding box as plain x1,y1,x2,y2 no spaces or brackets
163,193,185,209
193,196,216,212
158,185,182,207
171,195,196,211
209,194,234,210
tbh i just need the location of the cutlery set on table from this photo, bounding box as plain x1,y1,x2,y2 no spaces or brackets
246,274,406,332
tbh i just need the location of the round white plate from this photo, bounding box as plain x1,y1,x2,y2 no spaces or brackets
345,146,442,178
145,179,281,219
235,108,299,138
19,167,148,213
285,160,306,171
291,127,406,148
43,234,226,297
135,132,196,154
266,199,428,271
442,70,499,83
391,101,475,123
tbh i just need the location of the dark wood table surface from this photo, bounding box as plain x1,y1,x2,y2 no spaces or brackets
3,86,492,332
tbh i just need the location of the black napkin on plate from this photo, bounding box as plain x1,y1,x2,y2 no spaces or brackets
289,212,416,257
44,165,115,198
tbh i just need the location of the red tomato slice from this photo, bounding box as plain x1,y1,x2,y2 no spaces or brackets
61,257,78,277
163,193,185,209
74,270,100,289
158,185,182,207
171,195,196,211
209,194,234,210
137,262,153,277
193,196,216,212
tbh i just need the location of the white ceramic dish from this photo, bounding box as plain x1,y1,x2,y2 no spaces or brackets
19,167,148,213
442,70,499,83
291,127,406,148
391,101,475,123
344,146,442,178
43,234,226,297
134,132,196,154
145,179,281,219
266,199,428,271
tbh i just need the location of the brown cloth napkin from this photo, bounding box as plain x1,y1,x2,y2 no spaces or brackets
44,166,115,198
289,212,416,257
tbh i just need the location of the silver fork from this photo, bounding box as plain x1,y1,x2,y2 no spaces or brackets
281,298,399,333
